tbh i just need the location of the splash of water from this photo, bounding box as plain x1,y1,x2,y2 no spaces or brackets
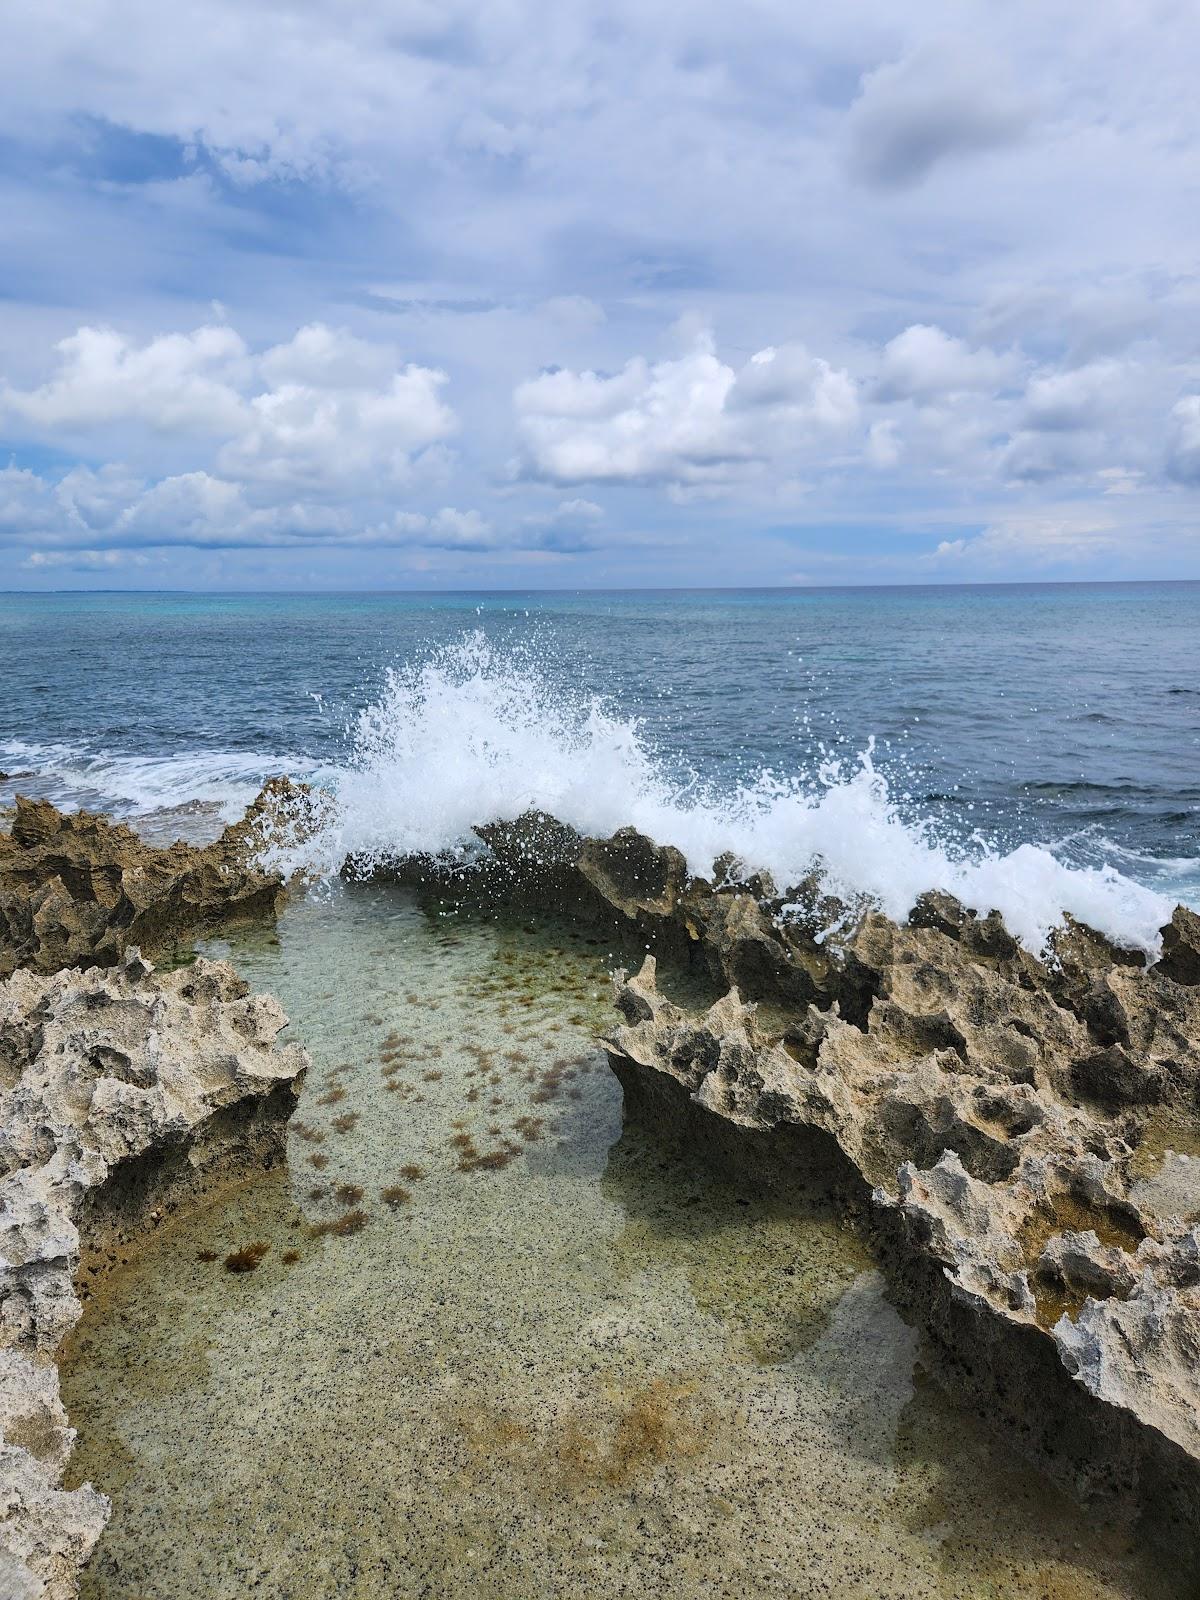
0,738,332,823
272,633,1174,958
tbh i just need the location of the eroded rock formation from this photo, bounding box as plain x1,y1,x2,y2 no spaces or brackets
603,893,1200,1526
381,812,1200,1521
0,950,307,1598
0,779,308,979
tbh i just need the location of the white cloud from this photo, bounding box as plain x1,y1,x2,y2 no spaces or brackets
1021,359,1124,432
216,366,455,490
874,325,1018,402
930,511,1127,569
846,40,1032,189
515,328,857,491
23,548,138,571
388,507,497,548
523,497,605,529
2,324,248,433
1,320,456,495
0,320,463,551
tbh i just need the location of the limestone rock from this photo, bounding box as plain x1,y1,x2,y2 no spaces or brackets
0,780,309,979
0,949,307,1597
603,876,1200,1511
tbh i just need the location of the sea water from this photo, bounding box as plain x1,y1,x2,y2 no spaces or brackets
3,585,1199,953
58,882,1194,1599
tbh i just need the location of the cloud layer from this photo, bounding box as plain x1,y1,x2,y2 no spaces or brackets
1,1,1199,585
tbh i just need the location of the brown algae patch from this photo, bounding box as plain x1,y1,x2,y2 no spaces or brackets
557,1378,705,1490
223,1241,270,1274
309,1208,368,1238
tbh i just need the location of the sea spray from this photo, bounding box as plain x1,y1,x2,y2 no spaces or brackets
264,633,1174,957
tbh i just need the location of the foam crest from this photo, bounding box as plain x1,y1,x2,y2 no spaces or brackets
278,634,1176,958
0,738,327,823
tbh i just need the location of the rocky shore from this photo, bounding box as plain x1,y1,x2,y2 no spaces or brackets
4,788,1200,1591
0,794,308,1597
0,783,300,979
384,812,1200,1539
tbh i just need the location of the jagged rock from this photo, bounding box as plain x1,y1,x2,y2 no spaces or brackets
602,870,1200,1519
281,807,1200,1519
1160,905,1200,987
0,949,307,1598
0,780,308,978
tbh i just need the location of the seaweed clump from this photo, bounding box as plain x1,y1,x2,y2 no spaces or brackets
224,1241,270,1274
310,1208,368,1238
558,1380,703,1489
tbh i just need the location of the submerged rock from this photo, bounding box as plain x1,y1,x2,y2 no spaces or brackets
0,949,307,1598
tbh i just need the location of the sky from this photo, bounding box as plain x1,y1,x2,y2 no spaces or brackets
2,0,1199,590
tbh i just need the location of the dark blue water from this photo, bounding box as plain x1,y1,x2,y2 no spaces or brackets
2,584,1198,904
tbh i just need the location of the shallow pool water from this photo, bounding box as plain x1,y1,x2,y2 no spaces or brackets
60,882,1190,1599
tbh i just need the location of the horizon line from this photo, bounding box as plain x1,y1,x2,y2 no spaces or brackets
3,577,1200,599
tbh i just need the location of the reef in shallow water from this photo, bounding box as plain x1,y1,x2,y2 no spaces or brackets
5,786,1200,1594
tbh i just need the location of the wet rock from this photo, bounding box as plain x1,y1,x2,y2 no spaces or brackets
1159,906,1200,987
0,949,307,1597
0,781,308,978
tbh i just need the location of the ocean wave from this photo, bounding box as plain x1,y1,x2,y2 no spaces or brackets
265,633,1186,959
0,738,329,824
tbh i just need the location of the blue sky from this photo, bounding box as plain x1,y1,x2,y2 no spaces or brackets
2,1,1199,589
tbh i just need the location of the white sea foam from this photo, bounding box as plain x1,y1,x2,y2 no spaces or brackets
270,633,1181,958
0,738,325,823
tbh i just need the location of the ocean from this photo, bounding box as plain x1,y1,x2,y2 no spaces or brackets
2,583,1198,951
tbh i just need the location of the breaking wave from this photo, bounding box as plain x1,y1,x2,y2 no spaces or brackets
0,739,336,826
270,633,1179,958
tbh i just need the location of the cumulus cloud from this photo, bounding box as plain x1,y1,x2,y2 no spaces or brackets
874,325,1018,402
388,507,497,549
1,320,455,493
522,497,604,529
1021,359,1125,432
931,511,1126,569
846,40,1032,189
514,328,857,492
2,324,249,433
23,548,140,571
0,320,471,553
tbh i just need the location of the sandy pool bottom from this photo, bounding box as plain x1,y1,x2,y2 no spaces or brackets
59,881,1191,1599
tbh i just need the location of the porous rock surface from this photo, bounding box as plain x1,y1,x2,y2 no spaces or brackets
391,812,1200,1516
0,779,308,979
0,950,307,1598
603,891,1200,1512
